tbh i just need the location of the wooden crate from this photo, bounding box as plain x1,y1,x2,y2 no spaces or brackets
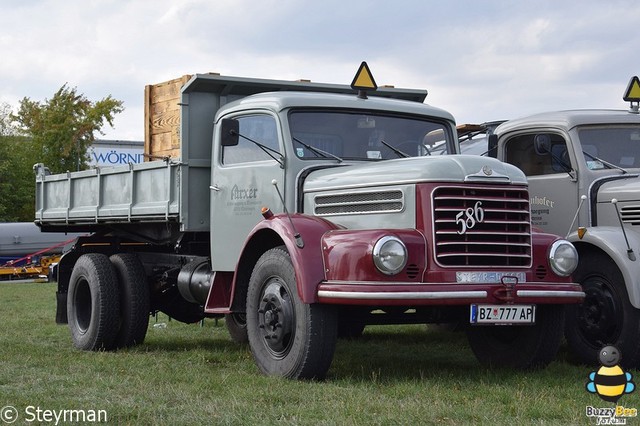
144,75,191,160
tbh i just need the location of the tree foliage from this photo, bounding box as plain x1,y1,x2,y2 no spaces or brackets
0,102,34,221
0,102,16,136
12,84,124,174
0,87,124,221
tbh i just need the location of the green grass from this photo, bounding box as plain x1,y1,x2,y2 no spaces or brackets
0,282,636,425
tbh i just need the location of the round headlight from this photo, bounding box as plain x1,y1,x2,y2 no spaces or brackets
373,236,408,275
549,240,579,277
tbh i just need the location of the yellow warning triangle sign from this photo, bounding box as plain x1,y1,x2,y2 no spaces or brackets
623,76,640,102
351,61,378,91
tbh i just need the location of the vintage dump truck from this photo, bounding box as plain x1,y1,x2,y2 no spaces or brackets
468,76,640,368
35,64,584,379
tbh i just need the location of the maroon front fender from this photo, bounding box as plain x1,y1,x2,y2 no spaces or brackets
238,213,340,303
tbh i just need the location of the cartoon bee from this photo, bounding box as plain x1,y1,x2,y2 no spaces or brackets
586,345,635,403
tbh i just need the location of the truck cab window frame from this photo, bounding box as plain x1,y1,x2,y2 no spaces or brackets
504,133,572,176
221,114,280,166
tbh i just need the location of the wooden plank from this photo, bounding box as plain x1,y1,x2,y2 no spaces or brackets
148,76,190,104
144,85,151,160
150,109,180,135
150,98,180,116
148,133,180,158
144,75,191,160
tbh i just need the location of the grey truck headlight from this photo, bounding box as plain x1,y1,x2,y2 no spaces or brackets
373,236,408,275
548,240,579,277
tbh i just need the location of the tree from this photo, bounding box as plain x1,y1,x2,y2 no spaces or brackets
0,87,124,221
0,102,34,221
12,84,124,174
0,102,15,136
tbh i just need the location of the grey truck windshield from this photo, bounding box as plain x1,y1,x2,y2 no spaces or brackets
578,125,640,169
288,110,453,161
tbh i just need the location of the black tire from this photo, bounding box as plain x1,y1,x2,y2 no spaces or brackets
110,253,150,348
565,253,640,369
246,246,338,379
67,253,120,351
466,305,564,369
225,313,248,344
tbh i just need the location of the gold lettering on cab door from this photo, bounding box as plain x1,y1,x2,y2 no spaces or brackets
530,196,555,226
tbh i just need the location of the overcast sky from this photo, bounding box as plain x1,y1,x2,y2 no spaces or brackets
1,0,639,141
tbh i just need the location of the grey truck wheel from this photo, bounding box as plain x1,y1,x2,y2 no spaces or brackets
110,253,150,348
246,246,338,379
466,305,564,369
67,253,120,351
565,253,640,369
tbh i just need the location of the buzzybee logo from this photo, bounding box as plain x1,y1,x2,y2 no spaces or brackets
585,345,637,425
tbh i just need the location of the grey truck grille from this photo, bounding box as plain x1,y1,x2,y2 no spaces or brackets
314,190,404,215
620,205,640,225
432,185,532,267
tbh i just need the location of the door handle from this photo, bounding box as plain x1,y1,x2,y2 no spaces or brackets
210,184,221,192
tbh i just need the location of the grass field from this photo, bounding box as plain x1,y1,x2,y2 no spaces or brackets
0,281,637,425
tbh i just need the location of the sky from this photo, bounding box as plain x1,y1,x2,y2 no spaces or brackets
1,0,639,141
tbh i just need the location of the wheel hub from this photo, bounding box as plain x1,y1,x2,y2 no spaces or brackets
257,279,294,357
577,280,621,344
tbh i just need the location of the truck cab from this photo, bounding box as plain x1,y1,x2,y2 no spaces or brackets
485,81,640,368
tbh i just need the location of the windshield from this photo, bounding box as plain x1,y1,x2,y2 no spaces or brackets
578,125,640,169
288,110,453,161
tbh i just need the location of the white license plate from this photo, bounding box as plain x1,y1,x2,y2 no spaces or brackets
470,304,536,324
456,271,526,283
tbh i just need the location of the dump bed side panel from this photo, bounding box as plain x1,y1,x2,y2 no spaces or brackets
34,162,181,226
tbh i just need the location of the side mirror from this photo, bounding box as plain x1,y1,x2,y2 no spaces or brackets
487,134,498,158
534,134,551,155
220,118,239,146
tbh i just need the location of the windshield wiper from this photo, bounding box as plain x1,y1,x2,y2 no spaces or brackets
292,137,343,163
380,140,410,158
234,131,283,167
583,151,627,174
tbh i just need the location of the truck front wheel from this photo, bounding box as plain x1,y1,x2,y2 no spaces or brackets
67,253,120,351
246,246,338,379
565,253,640,369
466,305,564,369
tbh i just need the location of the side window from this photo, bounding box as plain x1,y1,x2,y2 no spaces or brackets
504,133,571,176
222,115,279,165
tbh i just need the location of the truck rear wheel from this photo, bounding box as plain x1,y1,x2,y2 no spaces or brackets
246,246,337,379
466,305,564,369
67,253,120,351
110,253,150,348
565,253,640,369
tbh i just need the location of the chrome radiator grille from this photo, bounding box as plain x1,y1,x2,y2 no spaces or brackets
432,185,531,267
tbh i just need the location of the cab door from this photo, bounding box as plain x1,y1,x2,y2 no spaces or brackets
210,113,284,271
502,132,578,237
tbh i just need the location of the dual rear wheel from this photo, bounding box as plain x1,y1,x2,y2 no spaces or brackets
67,253,150,351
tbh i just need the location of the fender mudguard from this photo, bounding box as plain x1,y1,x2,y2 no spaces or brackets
236,213,340,304
568,225,640,308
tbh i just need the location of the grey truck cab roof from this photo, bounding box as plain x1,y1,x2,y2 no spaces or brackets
495,109,640,134
215,90,456,123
